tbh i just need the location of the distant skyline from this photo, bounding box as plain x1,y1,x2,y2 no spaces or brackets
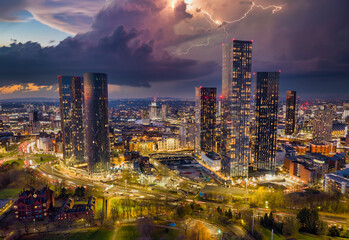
0,0,348,99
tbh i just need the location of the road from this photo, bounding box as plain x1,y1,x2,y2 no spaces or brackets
38,163,181,202
38,162,349,231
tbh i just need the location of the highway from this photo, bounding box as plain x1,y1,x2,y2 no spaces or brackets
38,163,181,202
38,163,349,228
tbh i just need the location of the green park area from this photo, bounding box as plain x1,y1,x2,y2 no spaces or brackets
22,228,114,240
261,227,348,240
0,188,20,199
116,225,139,240
0,150,19,159
32,154,57,163
116,225,181,240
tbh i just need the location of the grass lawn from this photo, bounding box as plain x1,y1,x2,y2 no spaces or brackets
116,225,139,240
0,188,20,199
261,227,348,240
260,227,284,240
0,150,19,158
152,228,182,240
33,154,57,163
3,158,24,166
22,228,114,240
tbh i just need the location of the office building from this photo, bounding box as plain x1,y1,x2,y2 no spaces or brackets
195,87,216,153
84,73,110,173
313,104,335,144
58,76,85,165
324,168,349,195
29,111,39,122
221,40,252,177
179,122,195,149
285,91,296,135
149,98,160,120
254,72,280,172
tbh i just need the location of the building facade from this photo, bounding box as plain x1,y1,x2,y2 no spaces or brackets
14,186,54,221
84,73,110,173
58,76,85,165
149,98,161,120
254,72,280,172
313,104,335,144
285,91,296,135
195,87,216,153
221,40,252,177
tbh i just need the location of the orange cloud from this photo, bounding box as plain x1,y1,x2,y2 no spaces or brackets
0,84,24,94
0,83,54,94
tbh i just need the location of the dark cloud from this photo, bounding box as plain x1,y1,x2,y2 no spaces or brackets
0,0,28,22
0,24,217,87
0,0,348,98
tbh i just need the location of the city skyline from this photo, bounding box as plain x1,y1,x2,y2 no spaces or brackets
0,0,349,239
0,0,348,100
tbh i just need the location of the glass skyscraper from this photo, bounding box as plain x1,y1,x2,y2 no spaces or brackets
221,40,252,177
58,76,84,165
84,73,110,173
285,90,296,135
254,72,280,172
195,87,216,153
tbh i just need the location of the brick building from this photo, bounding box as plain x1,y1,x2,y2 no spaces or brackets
57,196,95,222
284,153,346,185
14,186,54,221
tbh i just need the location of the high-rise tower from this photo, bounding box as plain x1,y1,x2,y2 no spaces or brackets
254,72,280,172
313,104,335,144
84,73,110,173
195,87,216,153
285,91,296,135
221,40,252,177
58,76,84,165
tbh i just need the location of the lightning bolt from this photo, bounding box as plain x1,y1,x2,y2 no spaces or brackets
175,36,212,55
175,1,282,55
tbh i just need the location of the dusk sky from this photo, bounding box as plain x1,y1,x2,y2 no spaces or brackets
0,0,348,100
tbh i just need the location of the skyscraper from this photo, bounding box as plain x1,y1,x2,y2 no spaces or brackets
149,98,160,120
195,87,216,153
285,91,296,135
71,77,85,162
58,76,84,164
313,104,335,144
254,72,280,172
84,73,110,173
221,40,252,177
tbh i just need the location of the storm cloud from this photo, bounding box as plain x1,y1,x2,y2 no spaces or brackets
0,0,348,98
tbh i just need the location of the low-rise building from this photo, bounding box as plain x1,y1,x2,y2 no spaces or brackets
200,152,221,171
324,168,349,195
309,142,336,155
14,186,54,221
284,153,346,185
57,196,95,222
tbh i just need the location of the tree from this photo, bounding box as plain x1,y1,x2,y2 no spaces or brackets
316,220,328,236
74,186,85,197
216,206,222,214
282,217,300,236
111,201,119,221
261,212,274,229
297,207,320,234
328,225,341,237
59,187,68,198
225,208,233,220
188,222,212,240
